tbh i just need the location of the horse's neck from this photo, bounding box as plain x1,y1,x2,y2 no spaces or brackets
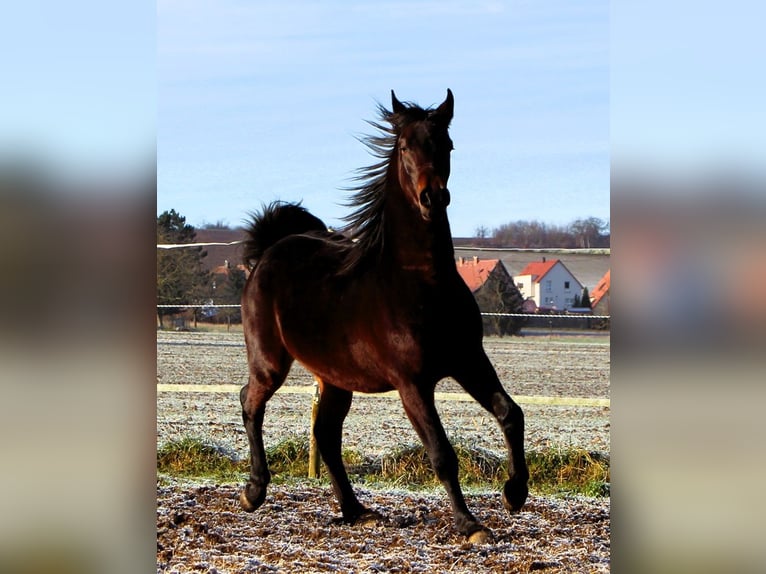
381,199,456,280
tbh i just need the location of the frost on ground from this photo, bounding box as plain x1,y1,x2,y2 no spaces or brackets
157,331,610,572
157,331,610,458
157,482,610,573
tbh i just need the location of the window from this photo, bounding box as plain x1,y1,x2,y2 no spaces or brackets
545,280,552,292
564,281,570,289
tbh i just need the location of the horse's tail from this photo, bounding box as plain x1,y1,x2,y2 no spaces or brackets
242,201,327,269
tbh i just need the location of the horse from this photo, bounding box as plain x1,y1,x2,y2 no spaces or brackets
239,90,528,542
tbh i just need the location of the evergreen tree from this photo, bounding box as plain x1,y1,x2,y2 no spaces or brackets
580,286,592,309
157,210,212,328
473,264,526,335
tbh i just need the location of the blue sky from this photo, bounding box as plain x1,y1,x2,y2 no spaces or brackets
158,0,609,237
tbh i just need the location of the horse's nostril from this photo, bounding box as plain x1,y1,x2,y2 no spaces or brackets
419,189,432,208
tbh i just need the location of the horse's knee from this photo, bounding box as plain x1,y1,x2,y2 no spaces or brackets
492,392,524,429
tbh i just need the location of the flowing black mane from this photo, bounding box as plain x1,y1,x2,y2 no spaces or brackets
340,99,441,269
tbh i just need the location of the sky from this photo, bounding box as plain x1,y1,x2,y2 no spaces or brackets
157,0,609,237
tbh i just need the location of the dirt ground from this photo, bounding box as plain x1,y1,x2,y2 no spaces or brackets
157,482,609,573
157,331,610,572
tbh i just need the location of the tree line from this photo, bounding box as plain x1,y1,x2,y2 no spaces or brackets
194,215,611,249
475,217,609,249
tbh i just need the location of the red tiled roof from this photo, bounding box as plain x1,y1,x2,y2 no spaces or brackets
456,258,501,293
212,263,248,276
590,269,610,306
516,259,559,283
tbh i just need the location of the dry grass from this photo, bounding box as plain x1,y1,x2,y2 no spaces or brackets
378,443,507,487
157,437,245,480
158,435,609,497
527,448,610,496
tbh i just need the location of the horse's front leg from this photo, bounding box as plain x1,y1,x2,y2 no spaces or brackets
398,385,491,542
453,351,529,513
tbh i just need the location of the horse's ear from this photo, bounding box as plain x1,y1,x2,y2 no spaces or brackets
391,90,406,114
434,89,454,123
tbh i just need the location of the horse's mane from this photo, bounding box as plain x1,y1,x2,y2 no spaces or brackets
340,100,434,271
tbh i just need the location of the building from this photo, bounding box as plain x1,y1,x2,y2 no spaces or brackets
455,257,524,335
513,258,584,311
456,257,504,292
590,269,610,315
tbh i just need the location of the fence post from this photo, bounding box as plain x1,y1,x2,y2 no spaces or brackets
308,380,321,478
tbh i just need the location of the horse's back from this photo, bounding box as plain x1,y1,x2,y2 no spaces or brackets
242,229,486,389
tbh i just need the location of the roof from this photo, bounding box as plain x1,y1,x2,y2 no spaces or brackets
590,269,610,306
456,258,503,293
516,259,560,283
212,262,249,276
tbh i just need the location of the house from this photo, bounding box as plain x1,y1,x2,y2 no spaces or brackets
211,259,250,280
456,257,506,293
455,257,524,335
513,258,583,311
590,269,610,315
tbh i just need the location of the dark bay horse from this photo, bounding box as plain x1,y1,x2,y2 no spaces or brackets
239,90,528,542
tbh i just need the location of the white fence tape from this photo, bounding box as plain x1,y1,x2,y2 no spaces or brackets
157,240,245,249
156,304,609,319
158,241,607,254
158,304,241,308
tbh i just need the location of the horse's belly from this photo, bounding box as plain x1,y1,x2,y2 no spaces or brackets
297,354,399,393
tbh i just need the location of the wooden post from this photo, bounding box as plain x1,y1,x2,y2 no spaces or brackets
308,380,321,478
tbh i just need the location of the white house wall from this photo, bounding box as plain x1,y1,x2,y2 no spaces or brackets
514,262,583,310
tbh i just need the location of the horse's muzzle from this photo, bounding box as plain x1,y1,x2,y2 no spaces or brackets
419,187,451,219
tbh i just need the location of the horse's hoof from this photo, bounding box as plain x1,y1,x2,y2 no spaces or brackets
468,528,493,544
240,483,267,512
502,477,528,513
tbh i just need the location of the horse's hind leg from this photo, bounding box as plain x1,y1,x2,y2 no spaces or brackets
398,385,490,541
453,351,529,513
239,356,292,512
313,382,378,524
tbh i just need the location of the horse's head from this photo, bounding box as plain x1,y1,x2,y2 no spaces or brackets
391,89,454,222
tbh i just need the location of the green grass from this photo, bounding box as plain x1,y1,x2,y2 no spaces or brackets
157,437,247,481
526,448,610,497
157,435,609,497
